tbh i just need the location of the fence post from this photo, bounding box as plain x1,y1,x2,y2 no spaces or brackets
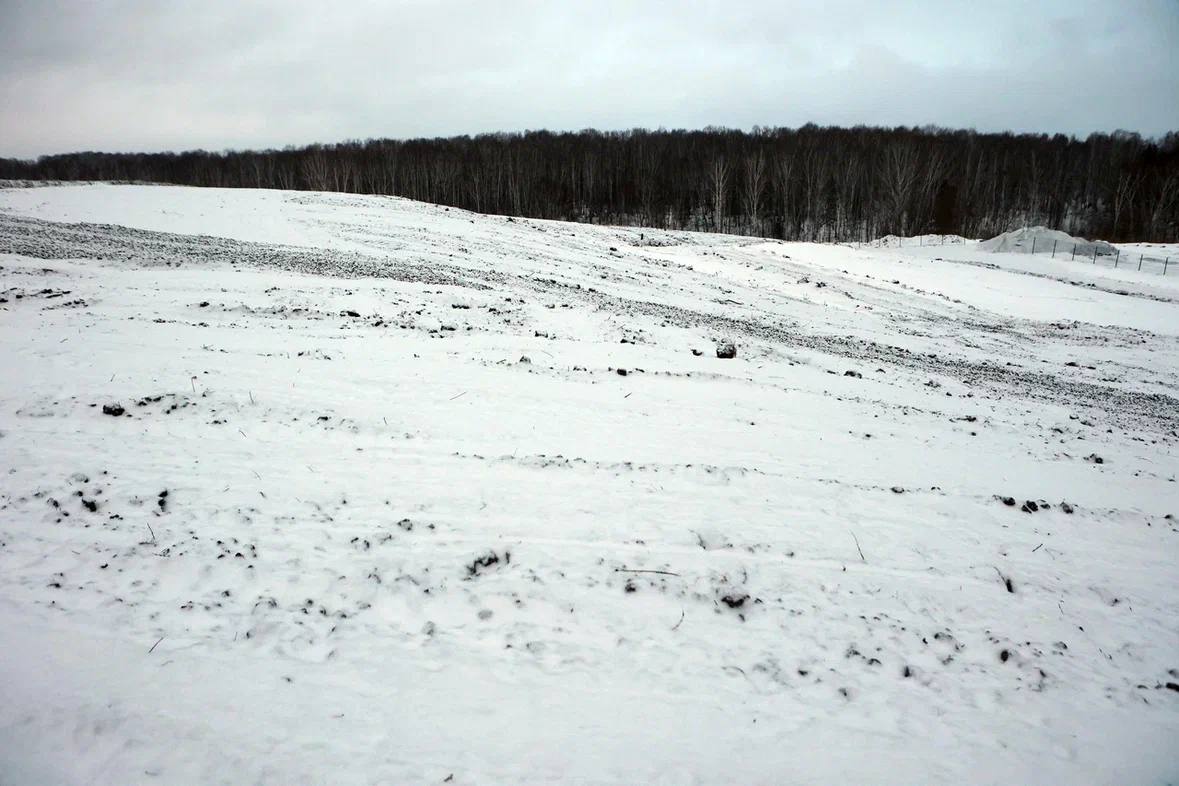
1052,239,1057,258
1031,237,1036,254
1114,249,1120,268
1166,257,1171,275
1093,246,1098,263
1071,244,1077,260
1138,254,1143,271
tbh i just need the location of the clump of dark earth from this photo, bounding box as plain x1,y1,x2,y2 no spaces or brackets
721,593,749,609
1021,500,1039,513
844,370,862,378
1061,501,1075,514
342,310,360,317
467,550,509,577
1001,496,1016,506
691,348,703,356
158,490,168,510
890,486,905,494
101,403,125,416
1085,454,1105,464
716,342,737,359
616,368,628,376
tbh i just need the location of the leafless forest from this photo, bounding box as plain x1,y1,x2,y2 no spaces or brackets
4,125,1176,242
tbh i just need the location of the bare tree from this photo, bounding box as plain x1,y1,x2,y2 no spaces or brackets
880,142,919,235
1112,171,1141,240
1147,173,1178,239
301,147,330,191
741,152,766,235
708,157,729,232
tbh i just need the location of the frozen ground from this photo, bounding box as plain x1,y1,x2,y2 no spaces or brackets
0,184,1177,785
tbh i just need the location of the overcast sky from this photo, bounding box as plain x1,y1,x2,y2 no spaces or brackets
1,0,1177,158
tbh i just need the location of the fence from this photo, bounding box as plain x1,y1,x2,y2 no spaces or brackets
1022,237,1172,276
878,234,1173,275
870,234,968,249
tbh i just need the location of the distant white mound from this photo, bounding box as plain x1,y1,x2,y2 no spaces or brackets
865,233,967,248
980,226,1115,257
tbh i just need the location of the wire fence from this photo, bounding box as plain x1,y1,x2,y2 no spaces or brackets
881,234,1173,275
869,234,968,249
1022,237,1172,276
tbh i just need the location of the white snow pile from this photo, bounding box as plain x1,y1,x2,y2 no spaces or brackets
1,184,1178,785
866,233,968,248
980,226,1116,257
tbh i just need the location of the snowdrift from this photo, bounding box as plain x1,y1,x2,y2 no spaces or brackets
866,233,968,248
981,226,1115,257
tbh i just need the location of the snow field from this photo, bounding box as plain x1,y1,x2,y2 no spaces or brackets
0,185,1177,785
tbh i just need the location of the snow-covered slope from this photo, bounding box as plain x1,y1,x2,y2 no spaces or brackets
1,184,1177,785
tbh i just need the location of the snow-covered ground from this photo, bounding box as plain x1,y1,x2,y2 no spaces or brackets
1,184,1177,785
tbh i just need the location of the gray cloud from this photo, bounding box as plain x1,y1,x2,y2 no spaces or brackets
1,0,1176,158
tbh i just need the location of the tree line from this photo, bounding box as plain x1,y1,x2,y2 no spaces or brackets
3,125,1177,242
